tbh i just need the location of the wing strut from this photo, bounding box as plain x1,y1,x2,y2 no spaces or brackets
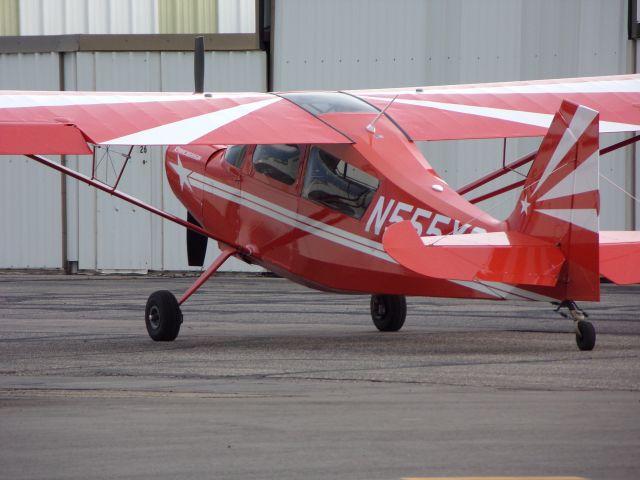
27,153,231,245
178,245,236,306
457,133,640,204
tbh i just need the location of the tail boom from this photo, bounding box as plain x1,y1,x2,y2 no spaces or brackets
382,101,640,300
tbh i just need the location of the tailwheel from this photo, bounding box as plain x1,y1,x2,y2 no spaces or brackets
554,300,595,351
370,294,406,332
575,320,596,351
145,290,182,341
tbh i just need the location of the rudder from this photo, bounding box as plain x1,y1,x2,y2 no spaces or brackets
506,100,600,301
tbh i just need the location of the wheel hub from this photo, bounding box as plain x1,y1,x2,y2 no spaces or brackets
148,305,160,330
372,298,386,319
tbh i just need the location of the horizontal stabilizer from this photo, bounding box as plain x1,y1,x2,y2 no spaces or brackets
383,220,565,286
600,231,640,285
0,122,92,154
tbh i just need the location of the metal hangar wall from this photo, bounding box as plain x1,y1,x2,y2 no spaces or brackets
271,0,636,230
0,0,637,272
0,0,256,35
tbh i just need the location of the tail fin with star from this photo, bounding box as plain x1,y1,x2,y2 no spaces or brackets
506,100,600,301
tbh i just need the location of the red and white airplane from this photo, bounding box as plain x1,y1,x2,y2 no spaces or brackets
1,72,640,351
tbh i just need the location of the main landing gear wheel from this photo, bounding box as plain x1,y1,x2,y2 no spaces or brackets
145,290,183,341
575,320,596,351
554,300,595,351
370,294,406,332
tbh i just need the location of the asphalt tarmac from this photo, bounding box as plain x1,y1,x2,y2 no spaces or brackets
0,273,638,480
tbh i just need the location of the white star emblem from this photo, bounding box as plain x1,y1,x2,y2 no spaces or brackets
169,155,193,191
520,196,531,215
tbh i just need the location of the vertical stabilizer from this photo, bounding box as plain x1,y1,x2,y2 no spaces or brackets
506,100,600,301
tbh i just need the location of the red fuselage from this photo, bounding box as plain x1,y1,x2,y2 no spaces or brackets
165,107,505,300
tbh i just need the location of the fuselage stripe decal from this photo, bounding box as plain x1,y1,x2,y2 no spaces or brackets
190,172,389,253
479,281,557,302
186,169,551,301
188,174,395,263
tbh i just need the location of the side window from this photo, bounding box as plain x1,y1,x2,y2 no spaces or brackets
224,145,246,168
252,144,301,186
302,147,379,219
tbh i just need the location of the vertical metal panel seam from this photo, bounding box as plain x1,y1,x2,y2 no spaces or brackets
153,0,159,33
268,0,275,91
59,50,68,271
633,36,638,229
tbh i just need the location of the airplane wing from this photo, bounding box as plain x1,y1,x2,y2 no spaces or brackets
348,74,640,141
2,75,639,154
599,231,640,285
0,91,351,154
383,220,565,286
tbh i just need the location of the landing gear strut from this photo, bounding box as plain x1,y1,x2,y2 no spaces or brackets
554,300,596,351
145,246,236,341
370,294,406,332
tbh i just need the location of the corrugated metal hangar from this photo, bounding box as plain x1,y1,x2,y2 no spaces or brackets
0,0,638,272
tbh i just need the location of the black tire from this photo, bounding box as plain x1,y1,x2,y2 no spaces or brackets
145,290,182,341
575,320,596,351
370,294,406,332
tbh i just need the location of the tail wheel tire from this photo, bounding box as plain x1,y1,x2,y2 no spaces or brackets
370,294,406,332
145,290,182,341
575,320,596,351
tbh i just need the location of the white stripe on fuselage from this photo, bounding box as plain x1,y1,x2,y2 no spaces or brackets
181,167,558,300
188,172,394,262
450,280,556,301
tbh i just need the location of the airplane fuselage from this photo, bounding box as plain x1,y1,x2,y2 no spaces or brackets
166,109,506,300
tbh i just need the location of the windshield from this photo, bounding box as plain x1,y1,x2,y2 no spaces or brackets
281,92,378,116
